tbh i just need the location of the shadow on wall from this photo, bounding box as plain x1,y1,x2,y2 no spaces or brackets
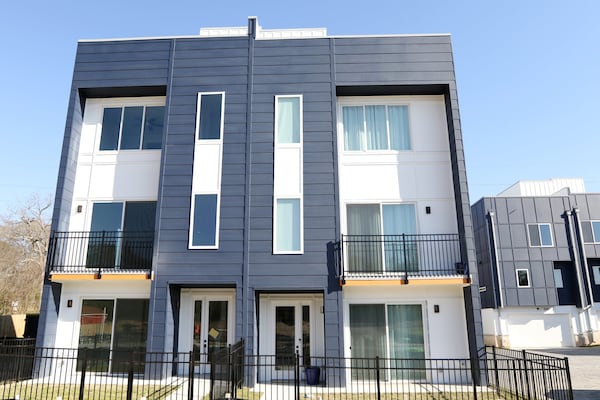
0,314,38,338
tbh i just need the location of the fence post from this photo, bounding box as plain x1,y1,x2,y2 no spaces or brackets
564,357,574,400
470,358,478,400
375,356,381,400
78,348,87,400
188,351,194,400
228,344,234,399
492,346,500,395
126,354,134,400
295,351,300,400
522,350,531,400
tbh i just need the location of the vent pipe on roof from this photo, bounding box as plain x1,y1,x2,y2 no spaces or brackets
248,16,258,39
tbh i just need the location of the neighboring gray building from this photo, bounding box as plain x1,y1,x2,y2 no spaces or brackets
472,178,600,348
38,17,483,377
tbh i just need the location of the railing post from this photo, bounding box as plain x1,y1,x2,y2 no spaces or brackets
492,346,500,395
78,348,87,400
295,351,300,400
564,357,574,400
375,356,381,400
188,351,194,400
402,233,408,282
126,354,134,400
522,350,531,400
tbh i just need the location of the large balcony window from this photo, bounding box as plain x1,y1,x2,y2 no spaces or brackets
47,202,156,274
340,203,463,279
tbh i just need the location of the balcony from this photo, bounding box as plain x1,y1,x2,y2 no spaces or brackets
46,231,154,280
338,234,467,285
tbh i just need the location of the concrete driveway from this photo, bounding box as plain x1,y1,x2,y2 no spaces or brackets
535,347,600,400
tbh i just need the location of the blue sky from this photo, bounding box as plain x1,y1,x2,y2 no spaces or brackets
1,1,599,214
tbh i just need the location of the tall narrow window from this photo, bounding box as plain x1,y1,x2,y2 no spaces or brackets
276,97,301,144
275,198,301,252
273,95,303,254
190,92,225,249
191,194,219,247
198,93,223,140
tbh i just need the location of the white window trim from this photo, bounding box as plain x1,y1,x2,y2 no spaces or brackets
189,92,225,249
583,220,600,243
516,269,531,288
188,193,221,250
527,223,554,247
195,91,225,142
273,196,304,254
94,96,166,153
337,96,413,154
342,201,419,236
273,94,304,254
274,94,303,147
344,300,429,360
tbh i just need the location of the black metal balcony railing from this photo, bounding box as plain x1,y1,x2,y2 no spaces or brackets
46,231,154,274
340,234,464,279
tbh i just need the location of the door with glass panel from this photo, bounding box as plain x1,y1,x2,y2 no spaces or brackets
181,294,232,375
272,301,311,380
346,204,417,275
349,303,425,380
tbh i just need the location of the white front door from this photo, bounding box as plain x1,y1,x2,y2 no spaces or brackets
179,290,235,374
258,295,324,382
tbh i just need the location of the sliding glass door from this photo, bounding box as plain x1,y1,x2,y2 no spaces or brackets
349,303,425,380
346,204,417,273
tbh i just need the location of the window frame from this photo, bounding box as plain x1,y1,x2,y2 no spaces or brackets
347,300,428,361
553,268,564,289
98,99,165,152
195,92,225,142
338,98,412,153
275,94,303,145
189,193,221,250
344,202,418,235
273,196,304,254
582,220,600,243
527,223,554,247
516,269,531,288
592,265,600,285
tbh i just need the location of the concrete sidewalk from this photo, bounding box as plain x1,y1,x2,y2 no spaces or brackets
535,347,600,400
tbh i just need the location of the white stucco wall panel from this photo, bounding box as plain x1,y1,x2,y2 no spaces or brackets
342,285,469,359
55,280,151,349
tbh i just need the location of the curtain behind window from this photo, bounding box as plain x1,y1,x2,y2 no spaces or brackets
389,106,410,150
277,97,300,143
347,205,382,272
388,304,425,379
343,106,363,151
383,204,417,272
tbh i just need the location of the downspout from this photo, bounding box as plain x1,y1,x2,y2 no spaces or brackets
487,210,505,346
242,16,256,353
572,207,594,343
564,210,589,310
486,211,503,308
572,208,595,307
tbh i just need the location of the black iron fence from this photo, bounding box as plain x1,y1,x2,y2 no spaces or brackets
46,231,154,274
0,344,572,400
339,234,464,280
